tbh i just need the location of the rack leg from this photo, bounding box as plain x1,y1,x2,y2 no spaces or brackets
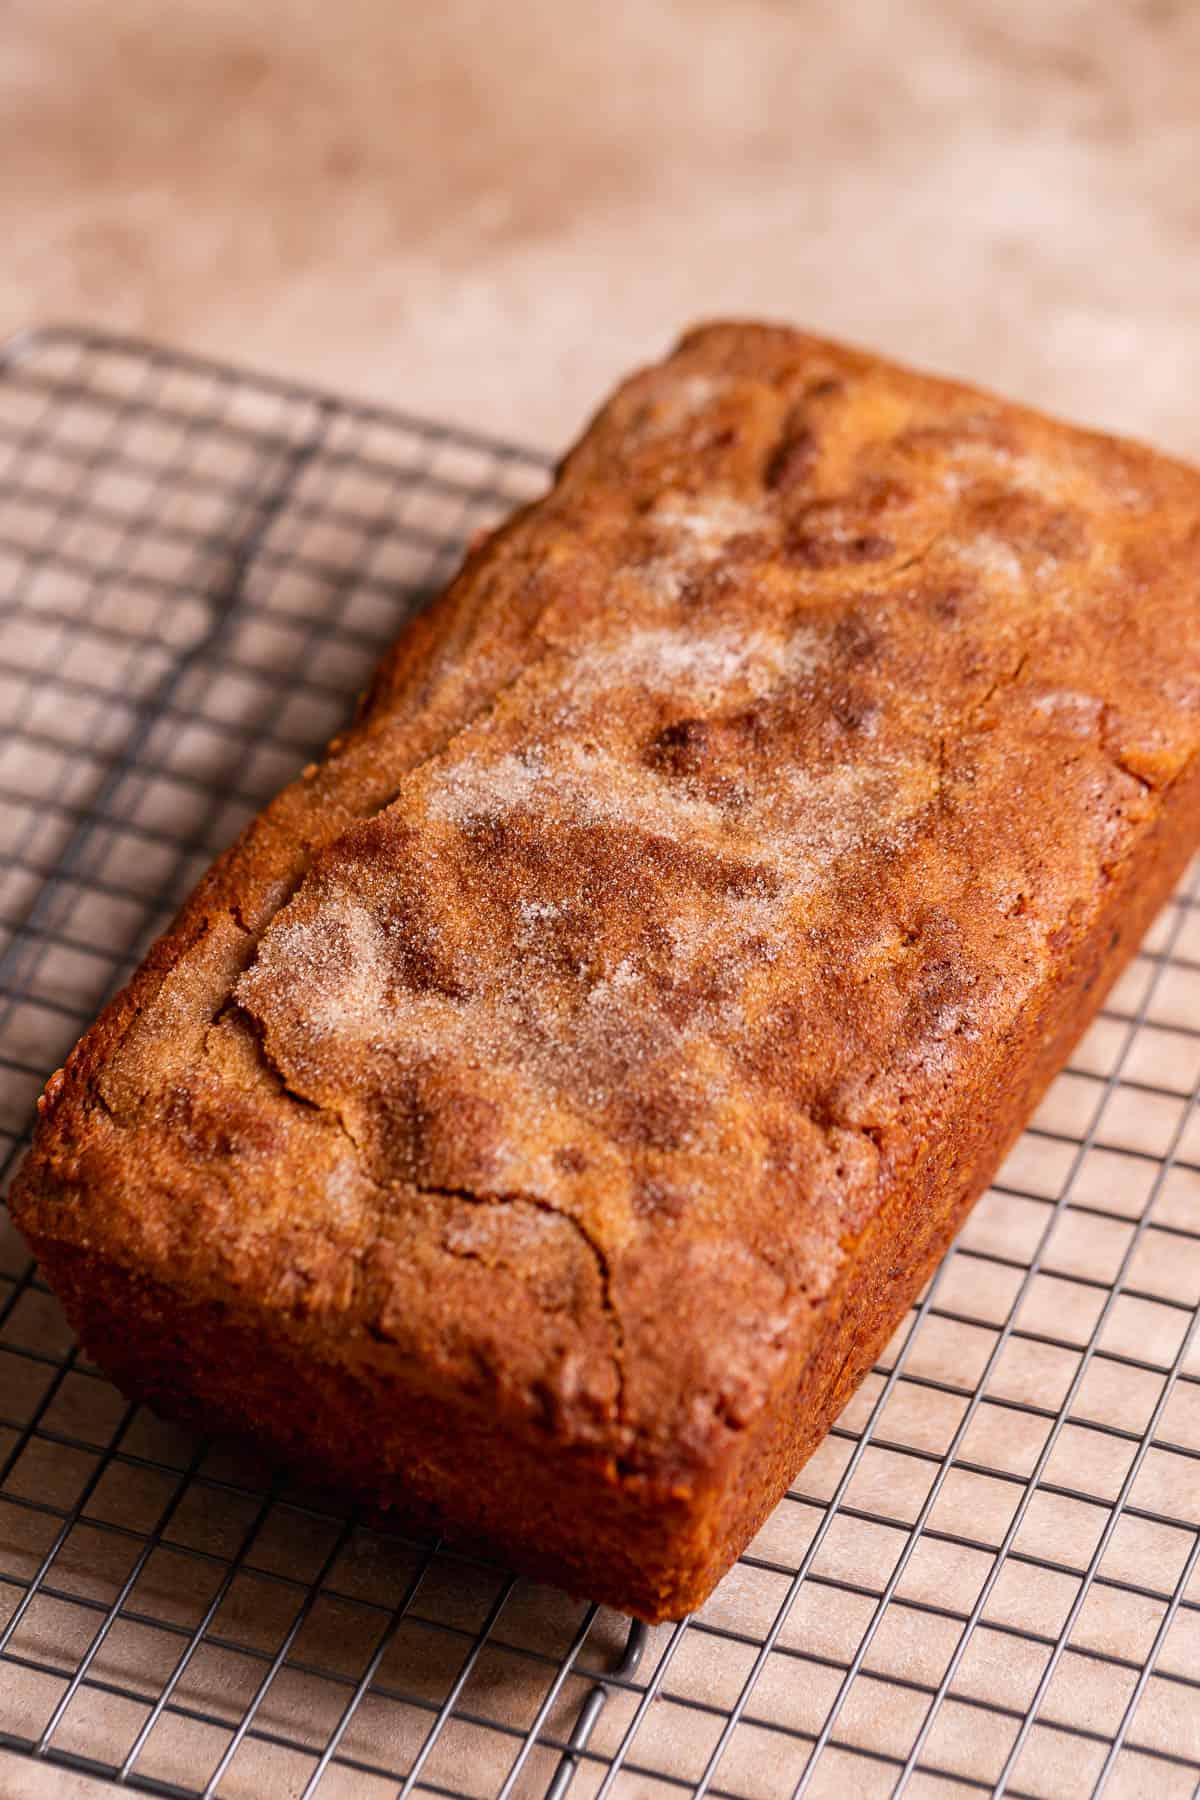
543,1617,649,1800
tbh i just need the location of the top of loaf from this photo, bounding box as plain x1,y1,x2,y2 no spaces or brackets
17,323,1200,1483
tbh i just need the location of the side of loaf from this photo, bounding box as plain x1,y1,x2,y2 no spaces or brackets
11,322,1200,1621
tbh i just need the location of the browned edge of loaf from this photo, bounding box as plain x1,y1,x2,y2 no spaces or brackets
701,750,1200,1590
9,320,1200,1621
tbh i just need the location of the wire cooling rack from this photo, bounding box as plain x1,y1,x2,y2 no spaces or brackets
0,327,1198,1800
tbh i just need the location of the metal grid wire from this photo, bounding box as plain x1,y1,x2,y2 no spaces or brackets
0,327,1198,1800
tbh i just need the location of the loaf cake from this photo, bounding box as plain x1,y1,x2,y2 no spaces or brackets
11,324,1200,1621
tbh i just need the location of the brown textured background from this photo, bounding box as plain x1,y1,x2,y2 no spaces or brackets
4,0,1200,456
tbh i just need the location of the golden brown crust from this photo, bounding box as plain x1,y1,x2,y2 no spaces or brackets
12,322,1200,1618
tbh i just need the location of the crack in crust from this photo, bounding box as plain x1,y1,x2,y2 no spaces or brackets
414,1179,627,1426
229,985,630,1429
